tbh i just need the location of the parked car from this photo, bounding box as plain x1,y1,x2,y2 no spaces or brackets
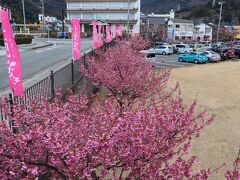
234,45,240,58
57,32,68,39
152,45,173,55
190,43,203,51
178,52,208,64
213,46,235,60
175,44,193,54
203,51,221,62
140,50,156,62
154,42,169,47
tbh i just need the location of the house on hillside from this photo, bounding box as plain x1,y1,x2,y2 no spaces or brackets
193,23,213,42
167,19,194,42
65,0,141,34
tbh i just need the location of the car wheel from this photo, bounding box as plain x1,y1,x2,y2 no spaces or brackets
162,51,166,55
194,59,198,64
179,58,183,62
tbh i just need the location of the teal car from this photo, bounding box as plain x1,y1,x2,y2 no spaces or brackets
178,52,208,64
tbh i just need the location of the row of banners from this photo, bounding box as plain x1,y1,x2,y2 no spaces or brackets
0,9,124,97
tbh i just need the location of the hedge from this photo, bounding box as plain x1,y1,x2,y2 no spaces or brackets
0,35,33,46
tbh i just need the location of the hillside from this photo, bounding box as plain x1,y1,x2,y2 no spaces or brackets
141,0,210,13
0,0,65,23
177,0,240,25
1,0,239,25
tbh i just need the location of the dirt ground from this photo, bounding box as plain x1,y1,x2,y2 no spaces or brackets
168,60,240,179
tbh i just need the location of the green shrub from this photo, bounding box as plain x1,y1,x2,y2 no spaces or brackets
0,35,33,46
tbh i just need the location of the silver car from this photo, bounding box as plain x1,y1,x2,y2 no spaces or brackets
203,51,221,62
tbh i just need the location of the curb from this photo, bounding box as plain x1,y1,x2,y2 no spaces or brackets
30,42,54,50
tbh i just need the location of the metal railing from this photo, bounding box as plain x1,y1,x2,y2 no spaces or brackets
0,41,116,123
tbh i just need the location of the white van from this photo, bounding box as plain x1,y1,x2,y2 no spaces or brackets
152,45,174,55
175,44,193,54
140,50,156,62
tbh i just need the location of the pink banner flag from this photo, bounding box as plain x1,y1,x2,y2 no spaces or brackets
118,26,123,37
115,26,123,37
93,20,99,49
1,11,24,96
98,24,104,48
106,25,112,43
71,19,81,60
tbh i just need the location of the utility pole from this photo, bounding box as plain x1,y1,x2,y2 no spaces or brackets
61,8,65,33
41,0,45,38
127,0,130,34
212,0,216,7
217,1,224,42
177,0,180,11
22,0,27,35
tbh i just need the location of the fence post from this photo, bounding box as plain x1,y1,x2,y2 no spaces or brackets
83,53,86,68
50,70,55,99
83,53,86,93
9,93,17,133
71,59,74,85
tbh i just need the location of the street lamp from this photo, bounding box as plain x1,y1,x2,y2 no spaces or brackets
40,0,45,38
22,0,27,35
127,0,130,34
217,1,224,42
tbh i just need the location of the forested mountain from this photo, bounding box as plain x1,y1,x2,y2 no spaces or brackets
1,0,239,25
0,0,65,23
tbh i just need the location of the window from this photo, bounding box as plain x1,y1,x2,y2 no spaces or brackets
109,13,122,20
205,28,211,33
168,25,172,28
96,13,109,19
109,2,122,9
82,2,92,9
68,2,81,9
95,2,109,9
188,25,193,28
195,28,200,32
83,13,94,20
176,24,180,28
182,36,186,40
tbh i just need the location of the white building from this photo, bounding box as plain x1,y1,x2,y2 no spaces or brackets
167,19,194,42
142,10,175,20
65,0,141,33
193,23,213,42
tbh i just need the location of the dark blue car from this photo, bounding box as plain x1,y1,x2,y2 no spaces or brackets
57,32,68,39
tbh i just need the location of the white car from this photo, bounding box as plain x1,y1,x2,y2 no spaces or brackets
140,50,156,62
152,45,173,55
175,44,193,54
203,51,221,62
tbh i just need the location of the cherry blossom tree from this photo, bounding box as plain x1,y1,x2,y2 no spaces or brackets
0,36,222,179
225,149,240,180
0,89,214,179
82,37,170,108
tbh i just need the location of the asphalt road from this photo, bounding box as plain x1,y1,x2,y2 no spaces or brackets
0,38,92,92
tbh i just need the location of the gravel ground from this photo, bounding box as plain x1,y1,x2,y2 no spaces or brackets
168,60,240,179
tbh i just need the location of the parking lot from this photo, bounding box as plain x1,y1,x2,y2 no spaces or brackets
153,54,238,69
155,55,194,68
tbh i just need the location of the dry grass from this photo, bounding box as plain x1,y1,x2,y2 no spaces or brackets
167,60,240,179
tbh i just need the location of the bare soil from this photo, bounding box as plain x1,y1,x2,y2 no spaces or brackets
168,60,240,179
